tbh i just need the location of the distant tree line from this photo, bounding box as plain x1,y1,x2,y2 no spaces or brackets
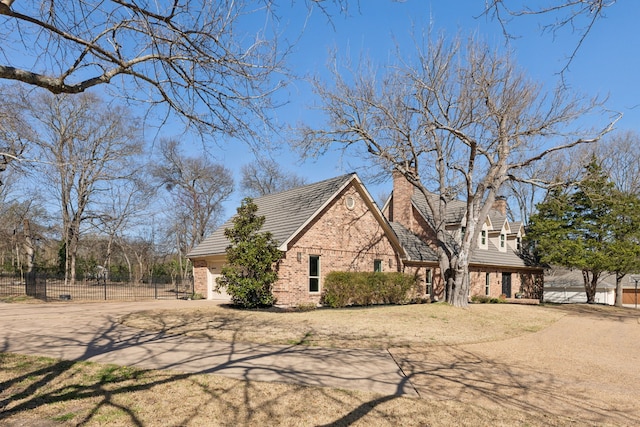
0,87,305,284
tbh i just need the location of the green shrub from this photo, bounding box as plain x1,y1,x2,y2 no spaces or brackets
471,295,491,303
321,271,418,308
295,302,318,311
471,294,506,304
320,271,352,308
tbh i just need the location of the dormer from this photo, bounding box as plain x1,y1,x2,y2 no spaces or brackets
499,222,511,252
478,216,491,250
507,222,524,252
488,219,510,253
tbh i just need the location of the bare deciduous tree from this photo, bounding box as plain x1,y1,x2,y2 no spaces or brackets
152,139,234,278
299,34,619,307
240,158,307,197
0,1,356,139
22,91,143,285
505,150,583,226
484,0,616,73
0,194,47,274
92,176,154,278
0,86,34,185
591,131,640,195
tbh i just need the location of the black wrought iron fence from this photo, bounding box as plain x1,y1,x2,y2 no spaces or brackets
0,271,194,302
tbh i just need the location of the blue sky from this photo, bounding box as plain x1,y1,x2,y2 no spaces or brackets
9,1,633,223
204,0,639,216
9,0,615,220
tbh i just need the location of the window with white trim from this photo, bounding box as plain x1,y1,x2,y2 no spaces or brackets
425,269,433,295
485,272,490,296
309,255,320,293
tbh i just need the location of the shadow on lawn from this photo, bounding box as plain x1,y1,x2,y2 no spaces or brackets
545,302,640,322
390,345,640,427
1,303,638,426
0,310,412,426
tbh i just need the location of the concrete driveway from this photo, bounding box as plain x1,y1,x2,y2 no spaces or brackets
0,300,417,397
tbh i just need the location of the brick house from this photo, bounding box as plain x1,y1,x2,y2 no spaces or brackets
384,171,543,301
188,173,405,306
189,172,543,306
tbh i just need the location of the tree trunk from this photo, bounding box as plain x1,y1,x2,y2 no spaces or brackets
23,219,35,273
582,270,599,304
448,265,470,308
615,271,624,307
67,227,79,285
447,242,471,307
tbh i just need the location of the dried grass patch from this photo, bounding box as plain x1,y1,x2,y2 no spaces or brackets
0,353,575,426
120,303,565,349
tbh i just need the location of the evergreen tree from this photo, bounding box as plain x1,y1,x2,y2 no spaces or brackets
216,198,282,308
528,158,640,303
606,192,640,306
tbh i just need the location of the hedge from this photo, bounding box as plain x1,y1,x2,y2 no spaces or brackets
321,271,419,308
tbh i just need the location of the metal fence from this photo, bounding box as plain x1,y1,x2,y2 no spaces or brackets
0,271,194,302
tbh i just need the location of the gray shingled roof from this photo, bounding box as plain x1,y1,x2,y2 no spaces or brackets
411,190,467,225
408,188,536,270
488,211,507,232
389,222,438,262
509,221,523,235
544,267,615,289
188,174,356,258
390,221,533,268
470,241,532,269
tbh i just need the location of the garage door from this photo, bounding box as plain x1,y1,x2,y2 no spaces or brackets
623,289,640,305
207,270,231,301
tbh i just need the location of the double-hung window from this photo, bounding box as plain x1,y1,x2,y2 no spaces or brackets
485,272,490,296
426,269,433,295
309,255,320,293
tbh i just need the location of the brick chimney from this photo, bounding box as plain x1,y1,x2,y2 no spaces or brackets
492,196,507,215
391,170,414,229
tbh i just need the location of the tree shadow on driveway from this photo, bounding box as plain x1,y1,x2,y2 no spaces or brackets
0,302,417,425
389,309,640,427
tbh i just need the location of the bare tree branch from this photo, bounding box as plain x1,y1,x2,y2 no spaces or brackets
483,1,617,73
298,33,617,307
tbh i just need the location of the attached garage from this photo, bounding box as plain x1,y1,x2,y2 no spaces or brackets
543,268,616,305
544,285,615,305
623,288,640,305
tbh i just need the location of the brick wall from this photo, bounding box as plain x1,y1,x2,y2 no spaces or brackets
390,170,414,228
468,269,542,299
193,259,208,297
274,183,401,306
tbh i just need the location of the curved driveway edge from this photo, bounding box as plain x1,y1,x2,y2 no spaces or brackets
0,301,418,397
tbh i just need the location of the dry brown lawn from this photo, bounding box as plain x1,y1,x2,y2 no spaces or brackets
2,302,639,426
119,302,564,349
0,352,568,427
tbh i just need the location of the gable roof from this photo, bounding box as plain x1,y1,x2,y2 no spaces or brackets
509,221,523,235
411,190,467,225
389,222,438,262
391,187,539,270
488,211,508,232
188,173,394,258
